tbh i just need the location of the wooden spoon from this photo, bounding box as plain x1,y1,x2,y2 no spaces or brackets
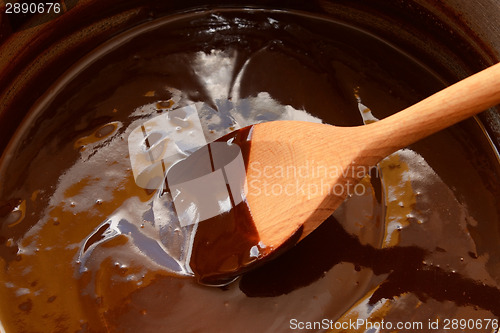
180,62,500,284
245,62,500,248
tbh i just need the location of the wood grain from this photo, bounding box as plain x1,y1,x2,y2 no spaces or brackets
245,62,500,248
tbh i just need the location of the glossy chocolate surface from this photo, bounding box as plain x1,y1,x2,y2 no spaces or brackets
1,9,499,332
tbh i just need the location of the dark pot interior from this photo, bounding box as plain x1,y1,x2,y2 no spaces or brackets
1,0,499,151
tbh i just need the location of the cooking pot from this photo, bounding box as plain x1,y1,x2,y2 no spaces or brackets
0,1,499,332
1,0,499,152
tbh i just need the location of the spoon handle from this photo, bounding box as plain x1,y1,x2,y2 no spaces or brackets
362,62,500,159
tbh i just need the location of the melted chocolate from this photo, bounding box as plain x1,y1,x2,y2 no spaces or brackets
0,8,499,333
168,125,303,284
167,126,263,284
240,216,500,316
